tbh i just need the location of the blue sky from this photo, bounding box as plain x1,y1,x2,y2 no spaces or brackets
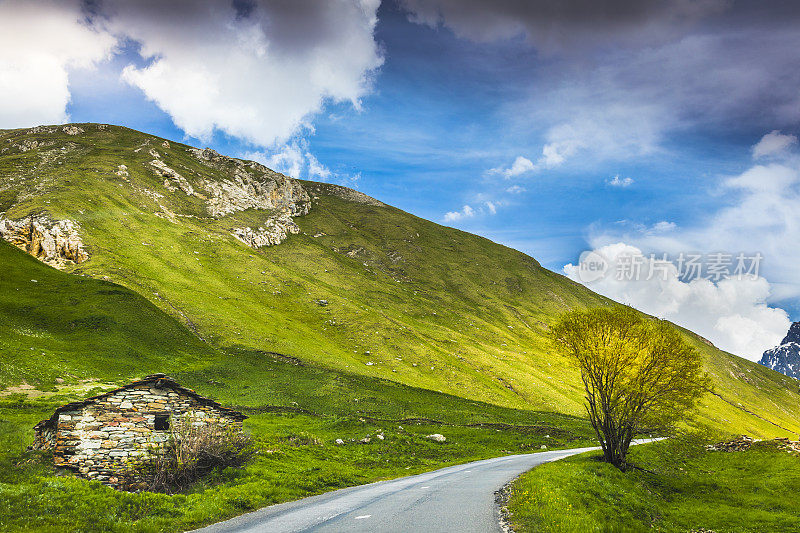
2,0,800,360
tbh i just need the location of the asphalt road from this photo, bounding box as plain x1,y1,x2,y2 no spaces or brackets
194,445,602,533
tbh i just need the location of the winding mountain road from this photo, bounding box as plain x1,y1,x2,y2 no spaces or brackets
195,444,612,533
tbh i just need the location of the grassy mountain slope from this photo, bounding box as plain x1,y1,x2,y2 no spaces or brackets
1,123,799,439
0,237,601,531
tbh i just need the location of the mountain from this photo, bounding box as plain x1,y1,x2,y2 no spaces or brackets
1,123,800,438
759,322,800,380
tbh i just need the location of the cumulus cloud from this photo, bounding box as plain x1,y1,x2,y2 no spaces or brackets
443,200,502,223
592,132,800,303
443,204,475,222
582,133,800,360
101,0,383,146
506,185,526,194
488,156,534,178
752,130,798,159
607,175,634,187
0,0,116,127
245,141,358,186
564,243,790,360
488,130,592,178
0,0,382,147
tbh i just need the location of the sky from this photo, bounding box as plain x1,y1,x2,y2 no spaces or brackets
1,0,800,361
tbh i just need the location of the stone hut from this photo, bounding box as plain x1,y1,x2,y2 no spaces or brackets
32,374,246,487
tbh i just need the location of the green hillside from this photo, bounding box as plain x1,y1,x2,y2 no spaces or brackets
1,123,799,439
0,237,601,531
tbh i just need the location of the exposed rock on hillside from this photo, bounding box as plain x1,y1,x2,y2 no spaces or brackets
232,214,300,248
0,215,88,267
149,159,195,196
188,147,311,218
759,322,800,379
62,126,84,136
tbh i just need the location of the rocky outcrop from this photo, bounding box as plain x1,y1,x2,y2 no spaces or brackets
149,159,195,196
7,138,55,152
203,170,309,217
187,147,311,218
183,147,312,249
0,215,88,267
759,322,800,379
232,214,300,248
705,435,800,454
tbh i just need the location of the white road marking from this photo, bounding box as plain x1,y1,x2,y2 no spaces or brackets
354,515,371,520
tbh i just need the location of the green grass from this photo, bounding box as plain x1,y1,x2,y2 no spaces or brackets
0,123,798,439
0,401,595,533
1,123,800,531
0,237,595,532
507,435,800,532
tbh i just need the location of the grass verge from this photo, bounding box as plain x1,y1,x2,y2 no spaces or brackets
507,434,800,532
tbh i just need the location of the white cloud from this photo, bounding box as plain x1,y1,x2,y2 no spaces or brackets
306,152,333,181
592,133,800,303
248,144,304,178
488,156,535,178
444,204,475,222
564,243,790,360
443,200,502,223
244,141,358,186
488,138,585,178
103,0,383,147
607,175,634,187
506,185,526,194
752,130,798,159
0,0,116,128
650,221,676,233
0,0,382,146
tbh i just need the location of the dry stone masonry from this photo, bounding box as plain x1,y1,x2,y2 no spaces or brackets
32,374,246,489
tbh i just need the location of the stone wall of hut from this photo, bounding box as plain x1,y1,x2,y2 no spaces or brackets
34,383,242,487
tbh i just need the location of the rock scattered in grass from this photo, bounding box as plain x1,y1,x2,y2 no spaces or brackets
426,434,446,443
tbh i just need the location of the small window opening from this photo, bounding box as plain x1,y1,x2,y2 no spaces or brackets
154,413,170,431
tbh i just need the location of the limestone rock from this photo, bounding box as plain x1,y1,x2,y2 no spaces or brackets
231,214,300,248
0,215,88,267
426,434,446,443
62,126,84,136
149,160,194,196
187,146,311,217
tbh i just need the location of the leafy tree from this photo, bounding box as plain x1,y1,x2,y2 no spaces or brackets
550,306,710,469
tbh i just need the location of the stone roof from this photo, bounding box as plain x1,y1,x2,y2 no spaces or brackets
34,374,247,430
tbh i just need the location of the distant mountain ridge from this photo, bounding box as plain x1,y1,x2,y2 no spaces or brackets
759,322,800,380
